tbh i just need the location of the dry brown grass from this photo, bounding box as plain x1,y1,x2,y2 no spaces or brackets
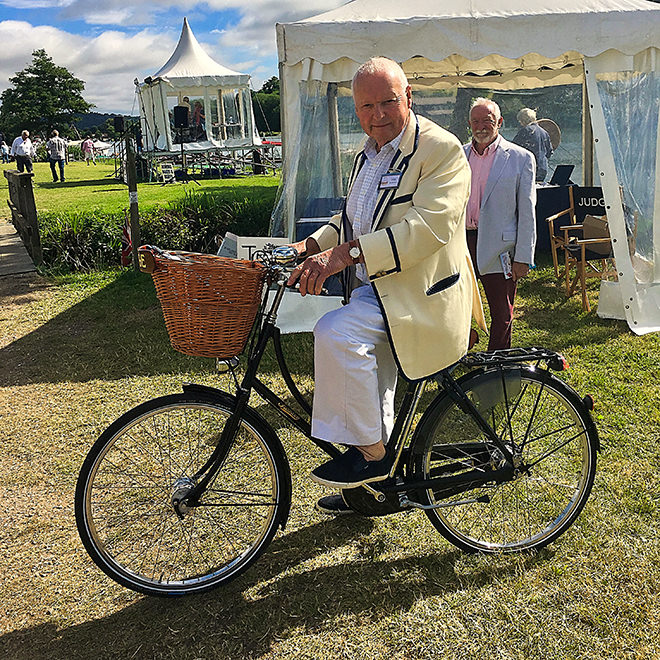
1,268,659,659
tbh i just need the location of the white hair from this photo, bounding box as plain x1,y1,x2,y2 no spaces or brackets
470,97,501,121
352,57,409,92
517,108,537,126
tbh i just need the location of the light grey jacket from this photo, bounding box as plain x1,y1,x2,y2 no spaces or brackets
462,137,537,274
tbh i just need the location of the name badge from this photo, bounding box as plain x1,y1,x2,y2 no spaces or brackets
379,172,401,189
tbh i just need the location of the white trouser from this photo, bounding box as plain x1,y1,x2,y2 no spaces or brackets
311,285,397,447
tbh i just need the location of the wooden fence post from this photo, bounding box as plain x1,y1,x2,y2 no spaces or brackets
4,170,42,266
125,135,141,271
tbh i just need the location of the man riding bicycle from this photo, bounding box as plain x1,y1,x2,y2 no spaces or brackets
287,57,485,508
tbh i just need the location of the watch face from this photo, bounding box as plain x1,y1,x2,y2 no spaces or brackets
349,246,361,259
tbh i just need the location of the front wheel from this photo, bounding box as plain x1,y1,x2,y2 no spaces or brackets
75,391,291,596
409,367,598,553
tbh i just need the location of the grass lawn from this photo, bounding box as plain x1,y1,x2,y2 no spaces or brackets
0,160,281,217
1,262,659,659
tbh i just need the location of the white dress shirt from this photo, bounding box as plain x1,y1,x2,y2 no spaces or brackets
11,136,35,158
346,124,406,282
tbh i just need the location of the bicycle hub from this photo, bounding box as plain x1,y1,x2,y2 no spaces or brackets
171,476,196,518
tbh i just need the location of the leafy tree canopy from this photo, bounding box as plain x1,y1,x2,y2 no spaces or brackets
252,76,280,135
260,76,280,95
0,49,93,140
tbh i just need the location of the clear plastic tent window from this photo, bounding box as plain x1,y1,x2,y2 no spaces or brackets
597,70,658,284
270,81,586,237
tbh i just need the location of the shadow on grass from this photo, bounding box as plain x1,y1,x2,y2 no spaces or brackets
0,270,313,387
0,514,551,659
0,270,208,386
513,261,630,351
0,272,53,307
36,177,124,190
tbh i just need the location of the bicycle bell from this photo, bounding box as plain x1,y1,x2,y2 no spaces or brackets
271,245,299,267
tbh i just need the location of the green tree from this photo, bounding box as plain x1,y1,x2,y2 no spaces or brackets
252,77,280,134
0,49,93,140
260,76,280,95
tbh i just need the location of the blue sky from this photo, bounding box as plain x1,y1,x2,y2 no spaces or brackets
0,1,347,114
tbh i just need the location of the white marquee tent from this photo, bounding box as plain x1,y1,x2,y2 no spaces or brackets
137,17,260,154
274,0,660,334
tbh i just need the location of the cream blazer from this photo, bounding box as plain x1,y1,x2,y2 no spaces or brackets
309,113,485,381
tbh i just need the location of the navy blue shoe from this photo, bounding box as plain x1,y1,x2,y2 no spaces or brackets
315,493,354,515
311,449,390,488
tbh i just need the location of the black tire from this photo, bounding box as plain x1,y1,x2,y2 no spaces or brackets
75,392,291,596
409,367,597,553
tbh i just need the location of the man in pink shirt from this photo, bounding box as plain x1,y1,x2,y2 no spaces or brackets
81,136,96,165
463,98,536,350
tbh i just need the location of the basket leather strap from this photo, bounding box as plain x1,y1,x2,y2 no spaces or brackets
138,248,157,273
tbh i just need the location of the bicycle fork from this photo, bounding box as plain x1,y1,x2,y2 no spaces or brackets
171,314,281,519
171,385,254,519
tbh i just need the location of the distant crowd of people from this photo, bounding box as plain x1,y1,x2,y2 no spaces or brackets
0,129,100,180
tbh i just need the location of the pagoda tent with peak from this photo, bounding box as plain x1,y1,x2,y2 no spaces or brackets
137,17,260,154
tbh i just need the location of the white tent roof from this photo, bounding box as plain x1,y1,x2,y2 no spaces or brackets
152,17,249,87
278,0,660,70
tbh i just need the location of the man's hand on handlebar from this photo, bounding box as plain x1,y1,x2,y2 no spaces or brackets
287,241,358,296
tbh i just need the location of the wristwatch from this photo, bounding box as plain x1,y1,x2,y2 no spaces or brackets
348,242,361,263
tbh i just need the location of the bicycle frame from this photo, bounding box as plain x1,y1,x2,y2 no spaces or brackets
178,267,573,514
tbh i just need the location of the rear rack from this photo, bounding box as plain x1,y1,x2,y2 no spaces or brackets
460,347,568,371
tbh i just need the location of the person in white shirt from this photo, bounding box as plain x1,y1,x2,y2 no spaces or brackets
0,141,9,164
10,130,36,173
46,129,67,182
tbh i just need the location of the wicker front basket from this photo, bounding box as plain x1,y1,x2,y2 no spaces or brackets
140,247,267,358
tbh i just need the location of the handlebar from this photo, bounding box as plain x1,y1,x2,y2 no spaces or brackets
253,243,329,296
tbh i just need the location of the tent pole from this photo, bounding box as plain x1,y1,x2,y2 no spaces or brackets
584,59,640,330
327,83,343,198
582,75,594,186
204,88,211,143
238,90,246,139
219,89,227,141
654,102,660,282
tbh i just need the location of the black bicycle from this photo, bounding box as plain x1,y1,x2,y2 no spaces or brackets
75,245,599,597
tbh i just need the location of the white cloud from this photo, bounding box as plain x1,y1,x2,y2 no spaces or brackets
62,0,347,29
210,0,349,82
0,21,177,114
82,9,134,26
0,0,73,8
0,2,349,112
60,0,205,26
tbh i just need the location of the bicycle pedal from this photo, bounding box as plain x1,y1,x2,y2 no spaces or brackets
341,484,403,517
360,482,386,502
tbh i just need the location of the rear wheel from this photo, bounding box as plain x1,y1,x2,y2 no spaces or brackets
409,367,597,553
75,392,290,596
